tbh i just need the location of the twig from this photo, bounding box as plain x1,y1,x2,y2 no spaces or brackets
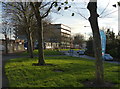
99,0,110,16
99,10,118,18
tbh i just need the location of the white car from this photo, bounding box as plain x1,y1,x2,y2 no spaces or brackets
104,54,113,61
0,45,5,51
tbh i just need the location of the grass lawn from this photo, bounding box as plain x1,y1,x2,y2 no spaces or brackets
21,49,83,56
5,56,119,87
60,49,80,51
22,49,64,56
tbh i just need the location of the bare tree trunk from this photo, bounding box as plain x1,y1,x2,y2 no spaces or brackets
26,36,29,53
37,18,45,65
87,0,104,85
30,2,45,65
27,31,34,58
27,43,29,53
5,34,8,54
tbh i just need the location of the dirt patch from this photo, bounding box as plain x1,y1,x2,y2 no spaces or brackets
32,63,56,66
69,63,74,64
112,70,120,72
53,69,64,72
82,79,116,88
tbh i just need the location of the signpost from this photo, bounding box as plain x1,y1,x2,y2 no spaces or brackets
99,30,106,59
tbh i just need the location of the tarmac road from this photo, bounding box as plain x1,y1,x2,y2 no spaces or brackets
62,50,120,65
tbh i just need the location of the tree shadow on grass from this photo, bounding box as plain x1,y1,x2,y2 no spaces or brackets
32,63,56,66
82,79,117,88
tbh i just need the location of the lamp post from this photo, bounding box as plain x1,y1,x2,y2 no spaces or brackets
9,28,11,40
84,26,90,27
84,26,90,40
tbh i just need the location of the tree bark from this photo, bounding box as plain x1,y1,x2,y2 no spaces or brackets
37,18,45,65
27,31,34,58
87,0,104,85
24,14,34,58
30,2,45,65
5,34,8,54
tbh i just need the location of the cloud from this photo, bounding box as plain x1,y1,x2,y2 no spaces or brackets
52,0,118,36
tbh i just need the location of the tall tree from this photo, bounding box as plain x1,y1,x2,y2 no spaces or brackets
85,36,94,56
30,2,56,65
105,29,119,58
106,29,116,52
117,31,120,58
2,21,11,54
73,33,85,49
3,2,35,58
87,0,104,85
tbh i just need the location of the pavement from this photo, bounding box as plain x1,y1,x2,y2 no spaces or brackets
2,53,28,88
2,56,9,88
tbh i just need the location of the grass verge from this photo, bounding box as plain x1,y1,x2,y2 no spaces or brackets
5,56,119,87
22,49,64,56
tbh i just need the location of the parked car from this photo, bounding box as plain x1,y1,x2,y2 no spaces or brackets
104,54,113,61
24,42,28,50
68,49,74,53
0,45,5,51
77,50,85,55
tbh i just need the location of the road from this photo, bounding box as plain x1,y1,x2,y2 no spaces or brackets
62,51,120,65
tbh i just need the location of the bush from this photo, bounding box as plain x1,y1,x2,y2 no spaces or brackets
108,48,118,58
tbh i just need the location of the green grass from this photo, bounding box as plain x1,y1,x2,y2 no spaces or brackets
5,56,119,87
60,49,81,51
21,49,83,56
22,49,64,56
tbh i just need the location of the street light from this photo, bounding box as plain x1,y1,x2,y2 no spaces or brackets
84,26,91,40
9,28,11,40
84,26,90,27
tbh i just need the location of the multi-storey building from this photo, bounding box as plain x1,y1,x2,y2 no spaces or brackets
16,23,71,49
44,24,71,49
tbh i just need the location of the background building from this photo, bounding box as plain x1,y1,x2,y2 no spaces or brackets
13,23,72,49
44,24,71,49
0,39,24,54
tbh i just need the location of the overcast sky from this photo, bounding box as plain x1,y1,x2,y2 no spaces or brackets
0,0,119,39
50,0,119,38
0,2,2,39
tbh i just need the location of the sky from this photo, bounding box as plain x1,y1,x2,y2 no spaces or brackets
50,0,119,39
0,0,119,39
0,2,2,39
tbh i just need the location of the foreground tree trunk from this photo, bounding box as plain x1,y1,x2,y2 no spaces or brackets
5,34,8,54
30,2,45,65
37,18,45,65
87,0,104,85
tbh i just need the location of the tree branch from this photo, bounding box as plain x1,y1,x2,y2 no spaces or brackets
41,2,55,18
40,2,51,9
4,2,25,14
72,2,88,20
99,0,110,16
99,10,118,18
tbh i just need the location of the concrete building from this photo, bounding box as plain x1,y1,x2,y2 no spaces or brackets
44,24,71,49
0,39,25,54
14,23,72,49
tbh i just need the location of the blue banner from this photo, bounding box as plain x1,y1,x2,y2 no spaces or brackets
99,30,106,58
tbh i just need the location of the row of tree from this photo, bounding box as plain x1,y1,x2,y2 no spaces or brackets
106,29,120,60
2,2,59,64
2,0,120,86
